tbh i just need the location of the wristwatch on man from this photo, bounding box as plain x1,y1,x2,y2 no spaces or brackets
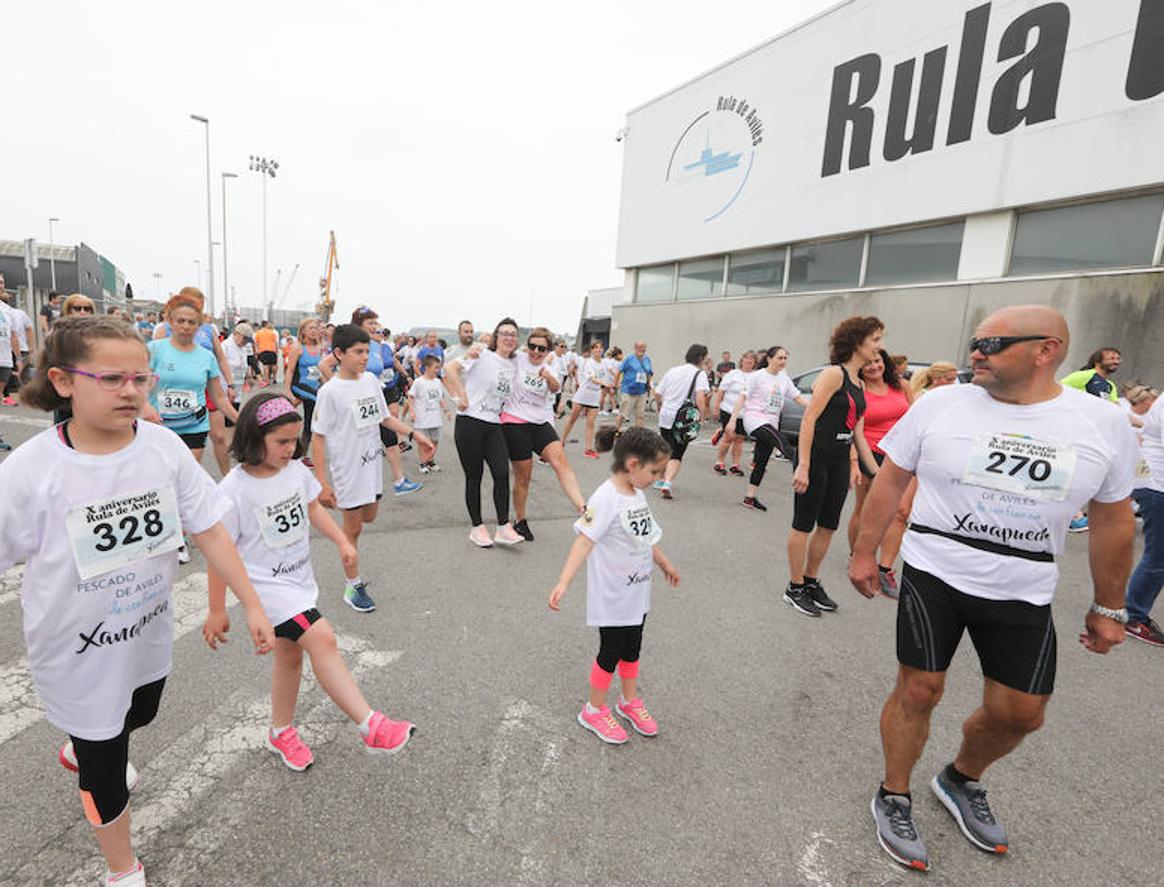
1089,602,1129,624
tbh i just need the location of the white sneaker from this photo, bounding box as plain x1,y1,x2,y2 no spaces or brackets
469,525,493,548
102,860,146,886
493,524,523,546
418,463,431,475
61,741,139,792
177,545,191,565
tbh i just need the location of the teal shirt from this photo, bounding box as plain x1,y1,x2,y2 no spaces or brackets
148,338,220,434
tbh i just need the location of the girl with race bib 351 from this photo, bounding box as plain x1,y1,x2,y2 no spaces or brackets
204,393,416,771
548,427,680,746
0,317,274,887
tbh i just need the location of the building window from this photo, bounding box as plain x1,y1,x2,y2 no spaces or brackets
635,264,675,302
865,221,964,286
788,236,863,292
726,248,786,295
675,257,725,300
1008,193,1164,276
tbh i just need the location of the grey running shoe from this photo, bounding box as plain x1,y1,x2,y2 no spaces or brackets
783,584,821,617
871,792,929,871
931,770,1009,854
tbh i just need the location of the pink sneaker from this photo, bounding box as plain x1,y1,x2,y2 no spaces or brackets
493,524,523,546
577,705,628,745
363,710,416,755
266,726,314,771
469,525,494,548
1,396,15,406
615,697,659,737
59,740,139,791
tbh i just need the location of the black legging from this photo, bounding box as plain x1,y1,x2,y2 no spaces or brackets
455,414,510,526
301,398,315,451
596,620,645,672
750,424,795,487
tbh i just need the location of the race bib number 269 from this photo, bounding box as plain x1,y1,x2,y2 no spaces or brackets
66,486,183,580
963,433,1077,502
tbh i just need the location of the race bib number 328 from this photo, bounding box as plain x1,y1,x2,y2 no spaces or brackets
66,486,183,579
963,433,1076,502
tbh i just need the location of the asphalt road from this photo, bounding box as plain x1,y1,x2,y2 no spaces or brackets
1,404,1160,886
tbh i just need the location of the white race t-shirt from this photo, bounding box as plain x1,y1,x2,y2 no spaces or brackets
408,376,447,429
310,372,388,509
574,357,607,408
881,384,1138,606
575,478,660,627
7,306,33,352
655,364,710,429
455,349,517,423
0,422,227,740
718,368,751,416
218,462,321,627
0,303,13,368
1138,395,1164,494
503,351,555,425
603,358,619,385
222,338,248,391
741,369,801,436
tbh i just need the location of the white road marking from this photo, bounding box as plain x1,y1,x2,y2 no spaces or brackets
466,698,565,884
798,831,837,887
0,414,53,430
32,633,403,887
0,572,214,746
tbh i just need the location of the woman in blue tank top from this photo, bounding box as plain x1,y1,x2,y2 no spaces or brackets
284,318,325,454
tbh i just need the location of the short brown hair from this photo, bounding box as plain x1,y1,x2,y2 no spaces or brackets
528,326,554,347
21,317,147,411
164,292,203,319
829,316,884,364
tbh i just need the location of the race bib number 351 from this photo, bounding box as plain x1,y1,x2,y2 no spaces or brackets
66,486,183,580
255,491,308,549
963,433,1077,502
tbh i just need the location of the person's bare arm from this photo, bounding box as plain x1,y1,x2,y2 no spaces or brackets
1080,497,1135,653
848,459,915,597
548,534,595,610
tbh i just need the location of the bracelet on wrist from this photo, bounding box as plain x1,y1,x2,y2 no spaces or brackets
1089,602,1129,624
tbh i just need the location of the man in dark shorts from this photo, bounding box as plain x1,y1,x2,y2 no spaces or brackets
850,305,1137,872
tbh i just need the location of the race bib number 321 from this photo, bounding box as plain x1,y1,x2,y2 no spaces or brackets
66,486,183,579
963,433,1077,502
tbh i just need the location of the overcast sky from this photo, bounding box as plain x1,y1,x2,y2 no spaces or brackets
4,0,835,333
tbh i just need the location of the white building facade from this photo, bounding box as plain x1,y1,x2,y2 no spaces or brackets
612,0,1164,380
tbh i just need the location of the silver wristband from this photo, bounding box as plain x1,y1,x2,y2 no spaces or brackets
1089,602,1129,624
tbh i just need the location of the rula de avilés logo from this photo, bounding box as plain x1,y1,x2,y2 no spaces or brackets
667,95,764,223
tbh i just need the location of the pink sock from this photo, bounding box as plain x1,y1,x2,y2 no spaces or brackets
617,660,639,680
589,661,613,691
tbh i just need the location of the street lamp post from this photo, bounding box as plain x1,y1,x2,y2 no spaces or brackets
221,172,238,318
190,114,216,318
248,155,278,322
48,217,60,291
153,272,163,301
194,258,202,292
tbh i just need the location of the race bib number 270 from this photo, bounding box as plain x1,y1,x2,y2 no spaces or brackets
66,486,183,580
963,433,1077,502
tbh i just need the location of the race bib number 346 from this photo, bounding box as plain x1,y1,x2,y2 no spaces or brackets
963,433,1076,502
66,486,183,579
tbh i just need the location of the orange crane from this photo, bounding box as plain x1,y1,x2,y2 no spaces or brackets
317,230,339,321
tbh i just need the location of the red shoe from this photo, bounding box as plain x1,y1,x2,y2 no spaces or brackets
1,396,15,406
710,428,723,446
584,449,599,459
1125,619,1164,646
713,462,727,476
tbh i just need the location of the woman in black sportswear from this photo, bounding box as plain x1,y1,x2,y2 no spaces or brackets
784,316,883,618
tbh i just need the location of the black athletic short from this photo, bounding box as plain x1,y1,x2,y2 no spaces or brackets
660,425,691,462
718,409,746,437
258,351,277,366
178,432,209,450
379,425,399,447
791,447,849,532
273,607,322,642
897,563,1057,695
502,421,559,461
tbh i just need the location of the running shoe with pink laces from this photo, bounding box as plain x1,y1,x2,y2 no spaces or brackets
615,697,659,737
59,741,139,792
363,710,416,755
266,726,314,771
103,859,146,886
577,704,628,745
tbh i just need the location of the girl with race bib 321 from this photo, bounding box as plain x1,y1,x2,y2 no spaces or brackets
0,316,273,887
548,427,680,746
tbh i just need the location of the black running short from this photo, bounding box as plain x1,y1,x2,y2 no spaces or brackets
178,432,209,450
718,409,745,437
791,447,850,532
660,425,691,462
897,563,1056,695
502,421,559,461
379,425,399,447
273,607,322,642
258,351,277,366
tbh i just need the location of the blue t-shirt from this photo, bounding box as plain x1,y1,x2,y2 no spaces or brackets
148,338,220,434
619,354,653,395
416,345,444,373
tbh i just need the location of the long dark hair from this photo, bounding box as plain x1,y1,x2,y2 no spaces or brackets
862,348,904,391
230,392,305,465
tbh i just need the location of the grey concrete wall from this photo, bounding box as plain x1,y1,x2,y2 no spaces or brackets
609,270,1164,385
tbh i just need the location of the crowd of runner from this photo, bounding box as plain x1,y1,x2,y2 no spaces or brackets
0,285,1162,883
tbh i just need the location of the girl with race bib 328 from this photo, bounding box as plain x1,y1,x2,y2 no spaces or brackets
548,427,680,745
0,316,274,887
